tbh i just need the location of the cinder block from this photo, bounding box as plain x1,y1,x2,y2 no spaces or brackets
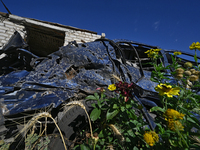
85,32,92,36
64,29,70,32
78,34,86,38
1,39,7,43
0,26,8,30
3,20,14,25
0,36,5,40
74,32,80,36
73,38,81,41
0,33,9,37
69,34,76,38
10,28,14,32
84,37,90,41
6,36,12,40
5,24,15,29
65,36,73,40
0,29,6,33
6,31,14,35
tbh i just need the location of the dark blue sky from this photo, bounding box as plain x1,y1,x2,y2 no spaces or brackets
1,0,200,55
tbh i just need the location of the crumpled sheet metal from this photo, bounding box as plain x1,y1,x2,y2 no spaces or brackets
0,36,160,116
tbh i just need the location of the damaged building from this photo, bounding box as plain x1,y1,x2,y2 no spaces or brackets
0,12,101,56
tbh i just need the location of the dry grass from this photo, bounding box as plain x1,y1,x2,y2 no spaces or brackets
108,124,124,142
10,100,94,150
15,112,67,150
63,101,94,139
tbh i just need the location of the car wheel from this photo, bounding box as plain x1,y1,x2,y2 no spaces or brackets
48,99,94,150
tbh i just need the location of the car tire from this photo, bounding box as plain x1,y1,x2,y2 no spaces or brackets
48,99,94,150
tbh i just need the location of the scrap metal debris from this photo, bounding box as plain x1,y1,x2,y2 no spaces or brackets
0,31,199,144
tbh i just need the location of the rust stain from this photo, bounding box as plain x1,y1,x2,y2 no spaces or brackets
65,68,77,80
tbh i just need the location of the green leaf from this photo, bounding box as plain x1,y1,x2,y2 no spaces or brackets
97,99,101,107
150,77,159,82
125,104,132,109
161,132,170,138
86,95,98,100
121,106,125,112
80,144,90,150
90,108,101,121
102,146,106,150
113,104,119,109
156,123,165,134
171,54,175,61
187,116,200,129
106,109,119,120
127,129,135,138
169,139,178,147
150,106,165,113
91,103,96,108
127,109,137,120
133,146,139,150
98,130,104,138
94,92,100,100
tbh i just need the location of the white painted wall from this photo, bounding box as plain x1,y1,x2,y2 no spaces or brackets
0,13,101,49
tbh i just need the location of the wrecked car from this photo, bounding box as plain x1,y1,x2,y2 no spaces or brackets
0,31,199,149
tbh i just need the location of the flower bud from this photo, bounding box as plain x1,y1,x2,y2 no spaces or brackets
186,85,191,89
176,68,184,74
184,70,191,76
175,73,183,79
187,80,193,86
189,75,199,81
92,132,99,146
193,70,200,75
184,62,193,68
190,69,196,74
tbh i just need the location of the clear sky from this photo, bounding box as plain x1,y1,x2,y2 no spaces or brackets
0,0,200,55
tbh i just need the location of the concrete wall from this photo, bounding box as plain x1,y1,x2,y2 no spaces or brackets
0,13,101,49
64,30,101,45
0,19,25,49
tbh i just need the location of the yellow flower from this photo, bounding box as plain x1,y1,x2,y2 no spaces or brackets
173,52,182,55
145,49,161,59
143,131,159,146
190,42,196,50
189,42,200,50
164,109,185,120
167,119,184,131
155,83,180,98
196,42,200,50
108,84,116,91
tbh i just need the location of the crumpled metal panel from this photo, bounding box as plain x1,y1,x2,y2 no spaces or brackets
0,34,161,116
1,31,200,131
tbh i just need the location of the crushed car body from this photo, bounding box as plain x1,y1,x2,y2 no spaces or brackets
0,31,199,143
